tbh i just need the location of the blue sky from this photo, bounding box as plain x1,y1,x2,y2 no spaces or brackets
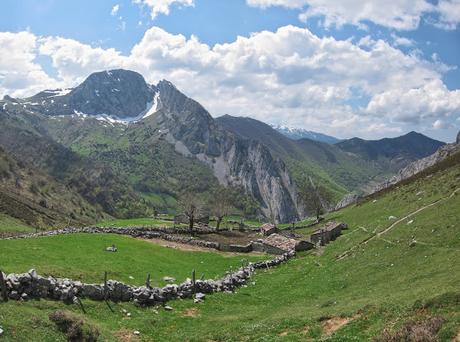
0,0,459,141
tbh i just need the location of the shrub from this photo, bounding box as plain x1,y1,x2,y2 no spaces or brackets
49,310,99,342
376,316,445,342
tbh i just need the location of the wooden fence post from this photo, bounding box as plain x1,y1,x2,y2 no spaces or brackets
75,296,86,314
146,273,151,289
103,271,114,312
0,270,8,302
103,271,108,299
192,269,196,297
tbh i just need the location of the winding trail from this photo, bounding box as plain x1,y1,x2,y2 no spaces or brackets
336,187,460,261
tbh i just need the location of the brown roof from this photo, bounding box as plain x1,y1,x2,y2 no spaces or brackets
260,223,276,232
263,233,297,252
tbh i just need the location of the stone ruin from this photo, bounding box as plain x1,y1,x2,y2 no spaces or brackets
310,221,348,246
259,233,313,254
259,223,278,236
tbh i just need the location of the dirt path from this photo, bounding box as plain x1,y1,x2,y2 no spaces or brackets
140,237,264,257
336,187,460,261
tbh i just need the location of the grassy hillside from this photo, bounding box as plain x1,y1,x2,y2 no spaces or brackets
0,146,108,229
0,152,458,340
0,107,153,221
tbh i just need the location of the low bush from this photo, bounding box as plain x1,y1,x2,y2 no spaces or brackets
49,310,99,342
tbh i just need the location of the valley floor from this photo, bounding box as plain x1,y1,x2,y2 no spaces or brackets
0,157,459,341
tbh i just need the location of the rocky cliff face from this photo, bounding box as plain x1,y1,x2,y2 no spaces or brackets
151,80,304,223
371,133,460,193
334,193,359,211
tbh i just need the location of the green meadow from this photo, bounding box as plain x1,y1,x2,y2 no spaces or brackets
0,156,459,341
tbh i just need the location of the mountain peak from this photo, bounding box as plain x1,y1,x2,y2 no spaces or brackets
85,69,146,83
22,69,158,120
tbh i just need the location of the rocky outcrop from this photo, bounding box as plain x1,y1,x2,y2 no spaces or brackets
335,193,360,210
371,133,460,193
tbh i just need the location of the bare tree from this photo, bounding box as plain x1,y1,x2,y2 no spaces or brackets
210,190,231,230
178,192,204,235
301,177,331,221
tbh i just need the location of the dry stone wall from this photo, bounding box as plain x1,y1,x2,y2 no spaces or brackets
0,251,295,307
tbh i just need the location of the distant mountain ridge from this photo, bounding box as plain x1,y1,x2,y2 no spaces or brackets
1,70,305,223
271,124,340,144
371,132,459,193
336,132,445,175
0,68,446,224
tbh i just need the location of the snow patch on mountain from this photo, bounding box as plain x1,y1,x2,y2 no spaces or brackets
69,91,161,125
271,124,340,144
44,88,73,97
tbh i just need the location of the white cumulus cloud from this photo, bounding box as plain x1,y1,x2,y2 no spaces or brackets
133,0,194,19
111,4,120,16
0,26,459,140
0,31,61,98
247,0,460,31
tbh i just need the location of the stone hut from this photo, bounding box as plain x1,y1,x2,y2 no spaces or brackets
262,233,313,254
310,221,347,246
260,223,278,236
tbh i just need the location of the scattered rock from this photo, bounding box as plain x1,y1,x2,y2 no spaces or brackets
105,245,118,252
407,220,414,225
164,305,173,311
195,293,205,301
388,216,397,220
133,330,140,336
162,276,176,283
0,327,3,336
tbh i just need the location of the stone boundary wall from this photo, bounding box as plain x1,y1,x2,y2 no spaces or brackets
2,228,299,255
1,227,319,255
2,227,221,250
0,251,295,307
